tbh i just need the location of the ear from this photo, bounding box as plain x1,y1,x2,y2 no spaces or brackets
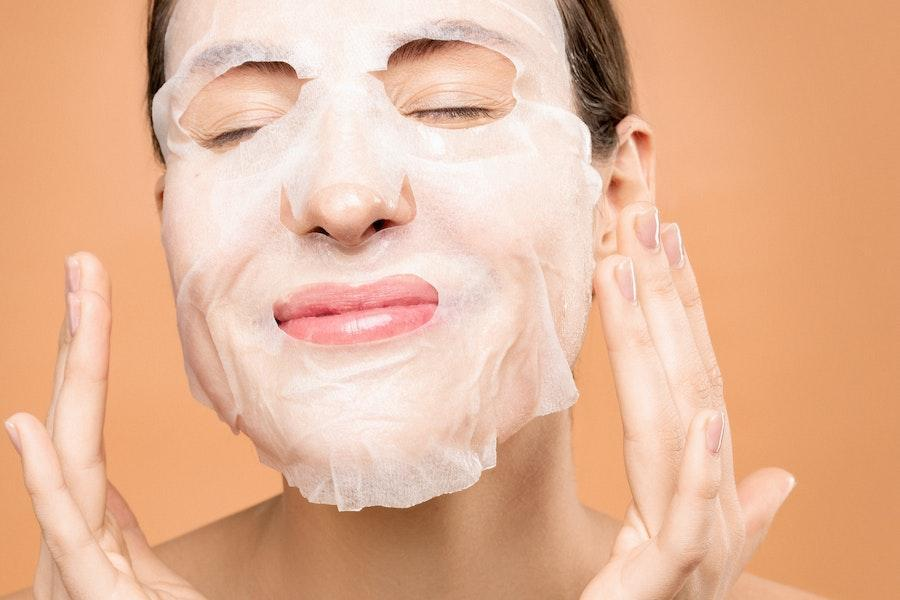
592,114,656,259
154,174,165,219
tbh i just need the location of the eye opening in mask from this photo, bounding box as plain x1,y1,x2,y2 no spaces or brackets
377,38,518,130
179,60,305,152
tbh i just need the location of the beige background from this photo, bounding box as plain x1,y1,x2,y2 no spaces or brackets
1,2,898,597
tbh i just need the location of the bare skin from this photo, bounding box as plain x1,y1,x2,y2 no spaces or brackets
3,41,825,600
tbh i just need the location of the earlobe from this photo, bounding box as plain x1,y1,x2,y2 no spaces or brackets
154,174,165,218
592,114,656,259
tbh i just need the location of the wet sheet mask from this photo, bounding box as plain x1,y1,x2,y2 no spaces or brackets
153,0,604,511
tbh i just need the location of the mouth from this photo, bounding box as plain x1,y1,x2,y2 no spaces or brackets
273,274,439,345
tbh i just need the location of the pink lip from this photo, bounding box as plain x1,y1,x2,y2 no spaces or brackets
273,274,439,345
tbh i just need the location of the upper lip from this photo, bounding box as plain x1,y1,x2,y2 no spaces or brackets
273,274,439,323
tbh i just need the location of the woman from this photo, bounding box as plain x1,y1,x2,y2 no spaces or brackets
3,0,821,598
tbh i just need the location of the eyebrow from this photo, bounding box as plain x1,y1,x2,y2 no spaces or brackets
186,41,292,75
389,19,514,49
183,18,518,76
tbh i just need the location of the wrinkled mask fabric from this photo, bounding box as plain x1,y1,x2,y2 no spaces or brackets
153,0,605,511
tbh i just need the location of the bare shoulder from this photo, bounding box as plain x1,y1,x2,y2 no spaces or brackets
730,572,829,599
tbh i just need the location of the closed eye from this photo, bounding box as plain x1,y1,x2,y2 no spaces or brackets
381,39,517,130
179,60,303,152
405,106,496,122
200,126,264,149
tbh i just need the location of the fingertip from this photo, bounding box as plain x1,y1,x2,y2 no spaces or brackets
5,411,42,434
688,408,724,454
4,415,22,455
68,251,111,305
777,472,797,510
705,410,725,455
594,253,637,307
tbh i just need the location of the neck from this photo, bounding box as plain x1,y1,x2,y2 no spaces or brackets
253,410,606,599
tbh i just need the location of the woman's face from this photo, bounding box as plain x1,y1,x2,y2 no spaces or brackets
153,0,604,510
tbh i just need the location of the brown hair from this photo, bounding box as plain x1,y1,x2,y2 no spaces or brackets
146,0,632,161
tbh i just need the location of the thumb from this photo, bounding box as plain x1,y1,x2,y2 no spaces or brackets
735,467,796,568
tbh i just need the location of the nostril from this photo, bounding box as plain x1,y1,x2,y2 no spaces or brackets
372,219,387,232
310,226,328,236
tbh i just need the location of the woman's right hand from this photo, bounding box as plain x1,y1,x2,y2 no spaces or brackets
4,252,205,600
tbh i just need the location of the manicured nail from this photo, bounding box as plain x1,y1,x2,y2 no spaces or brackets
614,256,637,306
661,223,685,269
65,255,81,294
706,410,726,454
4,419,22,455
67,292,81,337
634,206,660,251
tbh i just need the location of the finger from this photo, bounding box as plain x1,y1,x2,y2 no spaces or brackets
659,223,723,414
659,223,742,537
51,253,113,534
618,203,721,431
620,409,725,599
736,467,796,569
46,255,82,437
660,223,737,478
593,252,683,534
48,252,110,437
6,412,120,599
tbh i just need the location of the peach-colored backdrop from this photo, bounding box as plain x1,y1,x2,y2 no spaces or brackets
1,2,898,597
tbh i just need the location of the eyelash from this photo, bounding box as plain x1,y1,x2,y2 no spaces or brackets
202,106,494,149
202,126,263,148
406,106,495,121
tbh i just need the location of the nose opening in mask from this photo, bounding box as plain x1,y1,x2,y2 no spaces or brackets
280,175,416,247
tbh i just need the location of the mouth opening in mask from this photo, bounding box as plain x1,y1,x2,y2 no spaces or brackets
273,274,439,345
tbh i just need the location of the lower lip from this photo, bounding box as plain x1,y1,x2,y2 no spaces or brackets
278,302,437,345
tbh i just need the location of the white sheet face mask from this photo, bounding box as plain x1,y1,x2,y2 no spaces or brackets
153,0,604,511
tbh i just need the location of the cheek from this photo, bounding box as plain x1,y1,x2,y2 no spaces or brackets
399,141,596,365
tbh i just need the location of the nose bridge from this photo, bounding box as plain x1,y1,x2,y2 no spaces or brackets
321,79,400,190
280,74,411,244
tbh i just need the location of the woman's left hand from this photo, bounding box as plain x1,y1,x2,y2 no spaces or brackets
581,201,797,599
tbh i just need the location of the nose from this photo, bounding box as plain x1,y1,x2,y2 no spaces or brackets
281,177,416,247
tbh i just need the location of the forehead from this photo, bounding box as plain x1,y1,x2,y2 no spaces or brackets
165,0,566,77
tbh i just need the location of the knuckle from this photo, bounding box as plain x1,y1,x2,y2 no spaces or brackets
609,321,656,355
625,425,684,464
681,368,718,409
641,267,680,302
628,323,656,351
624,402,686,460
59,451,107,479
694,469,723,501
681,283,704,311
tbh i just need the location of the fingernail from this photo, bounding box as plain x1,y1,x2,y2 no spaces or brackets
614,256,638,306
782,474,797,503
4,419,22,455
634,206,660,251
661,223,685,269
706,410,726,454
67,292,81,337
65,255,81,294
